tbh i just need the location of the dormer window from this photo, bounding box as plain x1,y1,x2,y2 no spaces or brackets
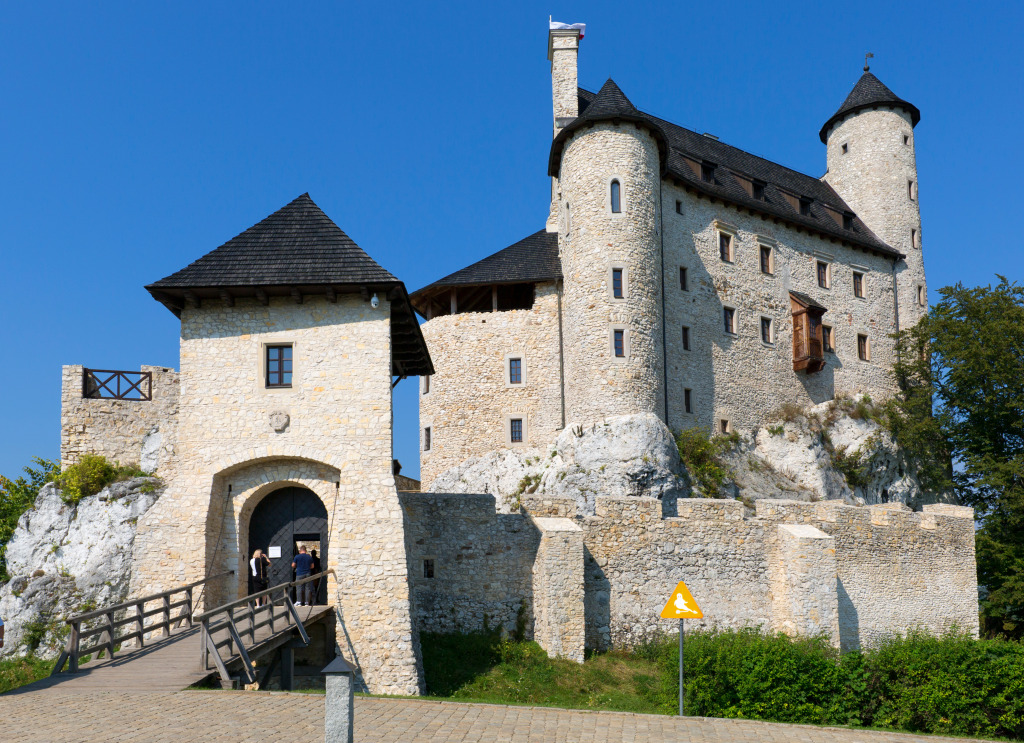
799,197,812,216
610,180,622,213
752,180,766,201
701,162,715,183
843,212,854,230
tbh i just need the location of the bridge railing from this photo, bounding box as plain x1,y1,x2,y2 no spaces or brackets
195,570,335,686
52,570,234,675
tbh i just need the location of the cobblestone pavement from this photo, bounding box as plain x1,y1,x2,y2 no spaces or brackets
1,690,986,743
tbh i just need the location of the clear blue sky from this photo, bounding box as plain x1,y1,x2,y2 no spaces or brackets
1,1,1021,480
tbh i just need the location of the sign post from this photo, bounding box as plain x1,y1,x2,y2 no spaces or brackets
659,581,703,717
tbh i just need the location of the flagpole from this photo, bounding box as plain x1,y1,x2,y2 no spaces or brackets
678,617,684,716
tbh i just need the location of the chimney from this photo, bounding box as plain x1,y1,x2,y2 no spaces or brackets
548,22,582,138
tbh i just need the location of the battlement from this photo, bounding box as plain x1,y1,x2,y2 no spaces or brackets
755,497,974,533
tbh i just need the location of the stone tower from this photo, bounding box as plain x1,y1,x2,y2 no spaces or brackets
821,70,927,330
548,71,668,427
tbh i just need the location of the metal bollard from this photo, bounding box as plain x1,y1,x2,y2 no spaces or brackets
322,656,354,743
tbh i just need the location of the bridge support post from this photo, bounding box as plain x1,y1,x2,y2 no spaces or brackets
322,656,355,743
280,646,294,691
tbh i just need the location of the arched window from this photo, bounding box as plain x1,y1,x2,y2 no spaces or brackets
610,180,621,213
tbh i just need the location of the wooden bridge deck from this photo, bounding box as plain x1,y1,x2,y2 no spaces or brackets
8,604,333,695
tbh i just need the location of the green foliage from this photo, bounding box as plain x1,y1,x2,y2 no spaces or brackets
0,457,60,582
52,454,149,506
675,428,735,498
886,278,1024,638
830,445,871,490
0,655,54,694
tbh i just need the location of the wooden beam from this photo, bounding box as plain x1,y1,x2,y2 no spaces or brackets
219,290,234,307
325,287,337,303
255,290,269,306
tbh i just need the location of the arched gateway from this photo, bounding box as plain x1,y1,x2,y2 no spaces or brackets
247,486,328,603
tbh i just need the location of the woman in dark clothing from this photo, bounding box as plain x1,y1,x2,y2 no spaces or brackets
250,548,271,606
310,549,322,605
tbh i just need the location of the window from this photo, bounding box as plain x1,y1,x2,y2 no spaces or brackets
510,418,524,443
853,271,865,298
610,180,622,213
509,358,522,384
423,375,430,394
723,307,736,335
565,203,571,236
817,261,830,289
857,334,870,361
752,180,766,201
701,162,715,183
681,326,691,351
679,267,688,291
613,329,625,358
843,213,854,230
675,200,683,214
719,232,733,262
911,228,917,248
799,197,812,216
917,284,926,306
612,268,624,299
760,316,773,345
720,419,731,434
841,142,849,154
265,344,292,388
684,388,693,413
760,245,773,275
903,134,910,145
908,180,915,200
423,427,432,451
423,559,435,579
823,325,834,353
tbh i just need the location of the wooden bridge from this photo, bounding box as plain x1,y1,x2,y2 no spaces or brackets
11,571,336,694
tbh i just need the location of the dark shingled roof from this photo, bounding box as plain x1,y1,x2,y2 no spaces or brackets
146,193,432,377
819,71,920,143
562,86,901,259
790,290,828,312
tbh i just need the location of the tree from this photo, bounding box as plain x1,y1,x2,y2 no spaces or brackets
888,277,1024,638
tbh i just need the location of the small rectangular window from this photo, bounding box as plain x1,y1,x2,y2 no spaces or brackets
720,419,731,434
510,418,523,443
266,344,293,388
723,307,736,335
799,197,812,216
509,358,522,384
857,334,870,362
917,285,926,306
817,261,829,289
853,272,865,298
612,268,624,299
684,388,693,413
752,180,766,201
423,559,435,579
760,246,773,275
701,162,715,183
423,375,430,394
908,180,915,200
823,326,834,353
679,267,688,291
903,134,910,145
423,427,432,451
719,232,733,262
681,326,690,351
614,329,625,358
760,317,773,345
841,142,849,154
676,200,683,214
911,228,917,248
843,213,854,230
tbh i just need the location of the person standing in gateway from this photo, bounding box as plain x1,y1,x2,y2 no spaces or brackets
291,545,313,606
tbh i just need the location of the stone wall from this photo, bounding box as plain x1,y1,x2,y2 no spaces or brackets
418,282,563,488
61,364,179,476
531,516,585,661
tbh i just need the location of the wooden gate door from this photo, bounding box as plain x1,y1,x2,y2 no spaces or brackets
247,487,328,601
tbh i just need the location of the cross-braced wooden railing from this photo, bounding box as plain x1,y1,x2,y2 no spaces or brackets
83,368,153,400
195,570,334,686
51,571,234,675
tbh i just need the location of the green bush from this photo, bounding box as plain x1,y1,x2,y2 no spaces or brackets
675,428,735,498
0,655,54,694
52,454,149,505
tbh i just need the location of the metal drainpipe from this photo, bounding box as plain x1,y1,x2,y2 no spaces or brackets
557,279,566,429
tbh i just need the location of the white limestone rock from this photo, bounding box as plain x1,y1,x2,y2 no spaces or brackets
0,478,162,659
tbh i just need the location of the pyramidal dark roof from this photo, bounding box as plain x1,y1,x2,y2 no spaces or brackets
549,78,667,176
410,230,559,307
147,193,398,290
819,71,920,143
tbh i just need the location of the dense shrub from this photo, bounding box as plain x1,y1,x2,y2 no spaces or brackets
52,454,149,505
675,428,736,498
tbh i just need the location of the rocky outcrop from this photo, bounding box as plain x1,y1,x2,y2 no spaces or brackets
429,413,687,515
0,478,162,659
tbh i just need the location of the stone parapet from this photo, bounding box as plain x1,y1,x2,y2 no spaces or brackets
530,516,585,662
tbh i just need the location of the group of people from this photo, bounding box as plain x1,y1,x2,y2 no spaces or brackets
249,544,322,606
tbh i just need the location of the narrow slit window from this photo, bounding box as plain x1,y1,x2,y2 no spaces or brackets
760,246,773,275
423,427,432,451
720,419,731,434
857,334,870,361
510,418,524,443
612,268,624,299
610,180,621,213
841,142,849,154
911,228,917,248
760,317,773,344
684,388,693,413
903,134,910,145
613,329,625,358
681,326,690,351
817,261,829,289
679,267,688,291
723,307,736,335
266,344,293,388
509,358,522,384
823,326,834,353
423,375,430,394
719,232,733,262
423,559,434,579
917,285,926,306
675,200,683,214
908,180,915,200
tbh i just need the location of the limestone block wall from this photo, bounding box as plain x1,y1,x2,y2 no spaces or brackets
663,186,899,434
824,108,926,331
418,283,563,488
531,516,585,662
772,524,840,644
558,122,665,428
60,364,179,476
128,294,422,695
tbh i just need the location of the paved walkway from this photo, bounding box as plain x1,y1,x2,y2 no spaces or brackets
0,690,987,743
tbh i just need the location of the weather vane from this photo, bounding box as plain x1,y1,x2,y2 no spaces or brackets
864,52,874,72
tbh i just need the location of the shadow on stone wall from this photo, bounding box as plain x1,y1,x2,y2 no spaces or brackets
584,544,611,651
837,577,860,651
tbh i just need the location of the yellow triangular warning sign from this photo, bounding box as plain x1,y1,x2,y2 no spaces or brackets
660,581,703,619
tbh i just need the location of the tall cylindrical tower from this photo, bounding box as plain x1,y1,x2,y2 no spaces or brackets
821,70,926,330
549,79,666,427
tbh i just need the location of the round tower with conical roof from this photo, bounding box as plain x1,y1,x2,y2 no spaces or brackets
821,69,927,330
548,79,667,426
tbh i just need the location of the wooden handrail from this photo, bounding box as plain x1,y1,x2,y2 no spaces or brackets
193,570,333,623
52,570,234,676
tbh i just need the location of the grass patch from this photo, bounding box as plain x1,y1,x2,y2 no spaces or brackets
0,656,54,694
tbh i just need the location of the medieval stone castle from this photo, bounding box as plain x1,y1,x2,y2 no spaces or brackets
57,25,976,695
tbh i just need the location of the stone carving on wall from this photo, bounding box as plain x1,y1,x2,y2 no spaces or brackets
269,411,290,433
